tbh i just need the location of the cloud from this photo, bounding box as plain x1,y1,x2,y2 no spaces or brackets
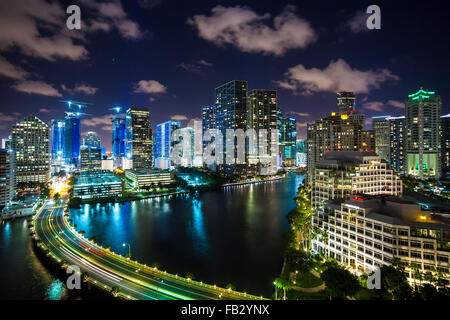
0,112,22,129
0,0,88,61
171,115,188,121
296,122,308,129
276,59,399,95
347,10,368,33
138,0,164,9
39,108,54,113
177,60,213,73
290,111,310,117
11,80,62,97
198,59,213,67
133,80,168,94
80,0,144,40
82,115,112,131
363,101,384,112
387,100,404,109
188,5,317,56
62,83,99,96
0,56,29,80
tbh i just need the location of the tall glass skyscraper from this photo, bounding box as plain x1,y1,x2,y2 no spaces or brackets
112,110,127,159
64,113,81,168
126,107,152,169
83,131,101,147
215,80,248,170
50,119,65,162
155,120,181,170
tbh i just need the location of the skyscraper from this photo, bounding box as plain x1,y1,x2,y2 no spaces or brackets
83,131,101,147
126,107,152,169
80,146,102,171
405,88,442,179
248,90,278,166
307,93,374,184
50,119,65,162
337,91,356,113
11,115,50,186
215,80,248,170
64,109,82,168
154,120,181,170
112,108,127,160
0,149,12,206
278,109,297,167
372,116,391,161
389,116,406,173
441,114,450,175
296,139,307,167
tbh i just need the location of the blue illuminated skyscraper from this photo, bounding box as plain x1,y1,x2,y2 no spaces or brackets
64,102,85,168
155,120,181,170
50,119,65,162
111,107,127,159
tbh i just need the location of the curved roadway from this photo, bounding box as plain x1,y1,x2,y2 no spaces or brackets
33,202,265,300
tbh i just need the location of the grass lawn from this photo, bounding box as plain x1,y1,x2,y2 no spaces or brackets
294,271,323,288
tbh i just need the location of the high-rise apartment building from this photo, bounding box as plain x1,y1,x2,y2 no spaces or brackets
372,116,391,161
296,139,307,167
11,115,50,185
215,80,248,171
64,112,81,168
337,91,356,113
0,149,12,206
80,146,102,171
278,110,297,167
405,88,442,180
126,107,152,169
154,121,181,170
307,93,374,184
50,119,65,162
248,90,278,166
441,114,450,175
312,151,402,209
389,116,406,174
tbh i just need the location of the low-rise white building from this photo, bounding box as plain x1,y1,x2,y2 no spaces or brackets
125,168,175,191
312,151,402,209
312,194,450,286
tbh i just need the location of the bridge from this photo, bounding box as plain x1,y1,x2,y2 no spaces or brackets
32,202,266,300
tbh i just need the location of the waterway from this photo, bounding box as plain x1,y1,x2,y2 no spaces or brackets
0,173,304,299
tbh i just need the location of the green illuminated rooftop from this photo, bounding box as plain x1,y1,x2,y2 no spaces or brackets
408,88,435,100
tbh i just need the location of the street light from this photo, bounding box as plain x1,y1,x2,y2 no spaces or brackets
123,242,130,258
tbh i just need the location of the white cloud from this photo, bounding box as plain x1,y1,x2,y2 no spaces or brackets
133,80,168,94
276,59,399,95
347,10,368,33
11,80,62,97
188,5,317,56
177,60,213,73
290,111,310,117
82,115,112,131
171,115,188,121
387,100,404,109
0,56,29,80
39,108,54,113
363,101,384,112
0,0,88,61
62,83,99,96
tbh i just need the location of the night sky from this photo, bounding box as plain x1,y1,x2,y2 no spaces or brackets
1,0,449,152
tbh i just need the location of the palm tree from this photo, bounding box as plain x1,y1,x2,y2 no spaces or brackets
273,276,291,300
185,272,195,280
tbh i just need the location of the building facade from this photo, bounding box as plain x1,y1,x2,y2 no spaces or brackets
312,151,402,210
312,195,450,284
83,131,101,147
126,107,152,169
405,88,442,180
372,116,391,161
154,121,181,170
80,146,102,171
0,149,12,206
125,168,175,191
73,170,122,199
11,115,50,186
441,114,450,175
389,116,406,174
112,112,127,160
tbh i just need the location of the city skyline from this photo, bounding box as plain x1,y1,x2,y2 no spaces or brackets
1,0,450,150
